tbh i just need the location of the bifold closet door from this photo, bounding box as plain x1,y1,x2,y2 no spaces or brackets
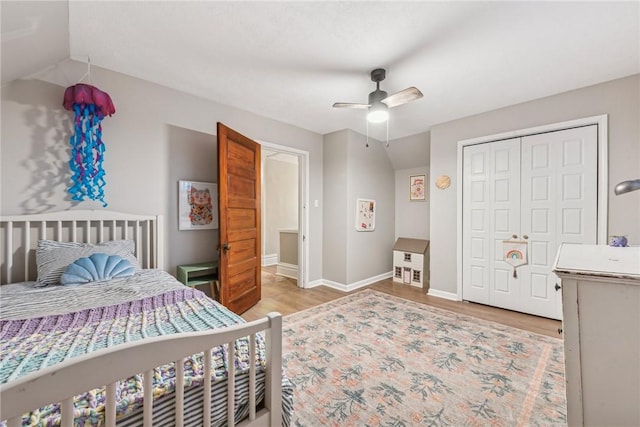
462,138,521,308
519,125,598,319
462,125,598,319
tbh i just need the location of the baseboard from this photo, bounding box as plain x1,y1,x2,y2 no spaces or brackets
276,262,298,279
262,253,277,266
427,288,459,301
306,279,324,288
310,271,394,292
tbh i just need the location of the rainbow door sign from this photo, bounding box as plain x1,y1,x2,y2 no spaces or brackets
503,240,528,268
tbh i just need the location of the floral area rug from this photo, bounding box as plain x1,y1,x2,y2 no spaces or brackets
282,289,566,426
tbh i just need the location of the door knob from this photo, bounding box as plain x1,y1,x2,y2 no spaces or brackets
512,234,518,239
555,283,561,291
222,243,231,253
523,235,529,240
558,328,563,335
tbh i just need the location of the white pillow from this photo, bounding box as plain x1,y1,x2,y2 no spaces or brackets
35,240,140,287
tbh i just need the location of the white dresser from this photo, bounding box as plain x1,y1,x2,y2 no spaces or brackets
553,244,640,427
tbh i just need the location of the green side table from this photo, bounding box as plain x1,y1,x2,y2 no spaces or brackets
176,261,219,300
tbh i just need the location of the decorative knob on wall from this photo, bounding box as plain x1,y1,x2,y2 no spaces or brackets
435,175,451,190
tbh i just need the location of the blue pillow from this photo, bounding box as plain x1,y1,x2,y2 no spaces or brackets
60,253,135,285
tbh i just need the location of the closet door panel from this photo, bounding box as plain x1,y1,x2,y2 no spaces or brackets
520,125,598,319
487,139,521,311
463,138,520,307
462,145,491,304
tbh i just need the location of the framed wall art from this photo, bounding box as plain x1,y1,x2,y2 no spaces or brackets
355,198,375,231
410,174,426,201
178,180,218,230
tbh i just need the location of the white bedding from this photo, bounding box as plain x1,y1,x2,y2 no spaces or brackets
0,269,184,320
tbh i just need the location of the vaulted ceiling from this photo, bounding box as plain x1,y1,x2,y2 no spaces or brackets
2,1,639,140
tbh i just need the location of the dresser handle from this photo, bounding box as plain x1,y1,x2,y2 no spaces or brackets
558,328,563,335
555,283,561,291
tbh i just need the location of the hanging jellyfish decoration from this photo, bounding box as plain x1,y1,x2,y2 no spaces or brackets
62,83,115,207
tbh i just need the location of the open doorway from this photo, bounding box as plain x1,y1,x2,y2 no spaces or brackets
260,141,308,288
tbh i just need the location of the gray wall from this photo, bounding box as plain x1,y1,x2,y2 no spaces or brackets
345,130,395,284
263,156,298,257
323,130,395,285
395,166,430,241
430,74,640,295
386,131,430,170
1,60,324,281
322,130,348,283
388,132,430,241
167,125,218,275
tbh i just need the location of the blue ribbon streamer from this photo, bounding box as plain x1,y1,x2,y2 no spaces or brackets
67,103,108,207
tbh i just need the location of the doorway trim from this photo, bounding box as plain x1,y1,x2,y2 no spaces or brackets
455,114,609,300
258,140,309,289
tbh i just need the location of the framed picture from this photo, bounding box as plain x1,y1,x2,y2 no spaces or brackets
355,198,375,231
178,180,218,230
410,174,426,201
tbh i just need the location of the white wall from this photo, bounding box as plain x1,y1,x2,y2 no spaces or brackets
263,156,298,257
1,60,324,281
429,74,640,295
395,166,430,241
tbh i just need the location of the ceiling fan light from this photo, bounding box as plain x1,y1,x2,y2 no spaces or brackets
367,104,388,123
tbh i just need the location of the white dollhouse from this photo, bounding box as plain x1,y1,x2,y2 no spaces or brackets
392,238,430,289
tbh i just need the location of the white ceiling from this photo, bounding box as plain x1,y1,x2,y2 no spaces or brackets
3,1,639,140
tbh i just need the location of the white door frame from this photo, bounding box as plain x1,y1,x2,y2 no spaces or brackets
259,140,310,289
456,114,609,301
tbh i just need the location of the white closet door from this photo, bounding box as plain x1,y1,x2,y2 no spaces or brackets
520,125,598,319
462,138,520,306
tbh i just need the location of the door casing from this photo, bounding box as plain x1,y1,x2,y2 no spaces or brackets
258,140,310,288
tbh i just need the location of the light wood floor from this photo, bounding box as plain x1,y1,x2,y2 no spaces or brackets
243,267,562,339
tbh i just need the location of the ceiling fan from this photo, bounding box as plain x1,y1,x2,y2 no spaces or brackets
333,68,423,123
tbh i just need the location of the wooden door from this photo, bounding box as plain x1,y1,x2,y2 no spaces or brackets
217,123,261,314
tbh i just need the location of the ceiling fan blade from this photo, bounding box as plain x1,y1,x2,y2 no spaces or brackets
381,87,423,108
332,102,371,109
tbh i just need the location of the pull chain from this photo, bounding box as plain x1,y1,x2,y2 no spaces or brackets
366,119,369,147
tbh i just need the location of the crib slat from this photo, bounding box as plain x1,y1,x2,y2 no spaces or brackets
124,220,129,240
249,333,256,420
204,348,212,427
61,397,74,427
106,381,117,427
111,220,116,241
99,220,105,242
143,369,153,427
24,222,31,281
56,221,62,241
86,220,91,242
266,313,283,426
40,221,46,240
71,220,77,242
175,358,184,427
227,341,235,427
6,221,13,284
135,220,141,266
145,220,150,268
